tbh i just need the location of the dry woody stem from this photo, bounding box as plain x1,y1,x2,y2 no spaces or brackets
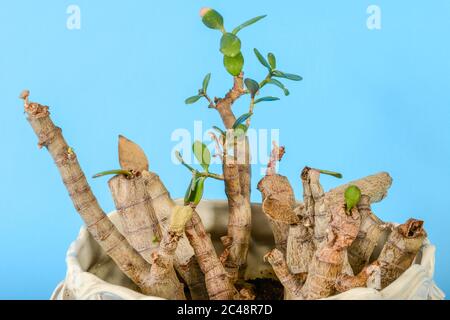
347,194,385,274
22,95,155,295
22,87,428,300
141,170,234,300
109,174,161,263
215,74,252,281
371,218,426,289
140,171,208,300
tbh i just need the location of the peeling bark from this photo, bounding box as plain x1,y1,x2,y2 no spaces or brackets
299,205,361,299
286,222,314,275
149,232,186,300
335,263,381,293
215,75,252,281
326,172,393,207
141,171,208,299
142,171,234,300
109,174,160,263
347,195,385,274
264,249,304,299
185,210,237,300
302,168,329,247
373,218,426,289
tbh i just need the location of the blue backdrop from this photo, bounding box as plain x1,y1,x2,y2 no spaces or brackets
1,1,449,299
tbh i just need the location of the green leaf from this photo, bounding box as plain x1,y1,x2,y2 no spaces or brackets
201,9,224,30
232,15,267,34
254,48,270,69
223,52,244,76
233,112,253,129
254,96,280,104
268,79,290,96
212,126,226,136
272,70,303,81
202,73,211,93
244,78,260,97
192,141,211,171
185,95,202,104
184,176,206,206
92,169,131,179
344,185,361,214
318,169,343,179
268,53,276,69
220,33,241,57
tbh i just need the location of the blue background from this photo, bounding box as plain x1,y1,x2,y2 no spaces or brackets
1,1,449,299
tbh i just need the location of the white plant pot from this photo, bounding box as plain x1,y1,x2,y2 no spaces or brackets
51,200,445,300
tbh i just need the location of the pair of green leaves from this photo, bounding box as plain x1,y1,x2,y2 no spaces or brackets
254,48,302,96
185,73,211,105
201,8,266,35
244,77,280,105
221,15,265,76
177,141,211,206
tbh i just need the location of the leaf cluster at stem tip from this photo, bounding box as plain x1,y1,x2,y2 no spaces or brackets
200,8,267,76
253,48,302,97
185,73,212,105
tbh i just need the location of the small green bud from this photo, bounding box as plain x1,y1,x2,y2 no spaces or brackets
344,185,361,214
200,8,224,31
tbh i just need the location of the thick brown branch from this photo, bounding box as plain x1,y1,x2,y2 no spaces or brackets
371,218,426,289
185,210,237,300
109,174,161,263
215,74,245,129
264,249,304,300
142,171,234,299
300,205,361,299
141,171,208,300
347,195,385,274
23,96,155,295
215,75,252,282
149,232,186,300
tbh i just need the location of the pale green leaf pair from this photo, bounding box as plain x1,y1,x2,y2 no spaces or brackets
185,73,211,105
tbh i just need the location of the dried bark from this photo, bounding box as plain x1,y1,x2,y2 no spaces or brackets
222,151,251,281
22,95,155,295
215,75,252,281
141,171,234,300
149,231,186,300
299,205,361,299
326,172,393,207
268,217,290,253
264,249,304,299
335,263,381,293
286,222,314,275
147,206,195,300
302,167,329,247
373,218,426,289
185,210,237,300
347,195,385,274
109,174,160,263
